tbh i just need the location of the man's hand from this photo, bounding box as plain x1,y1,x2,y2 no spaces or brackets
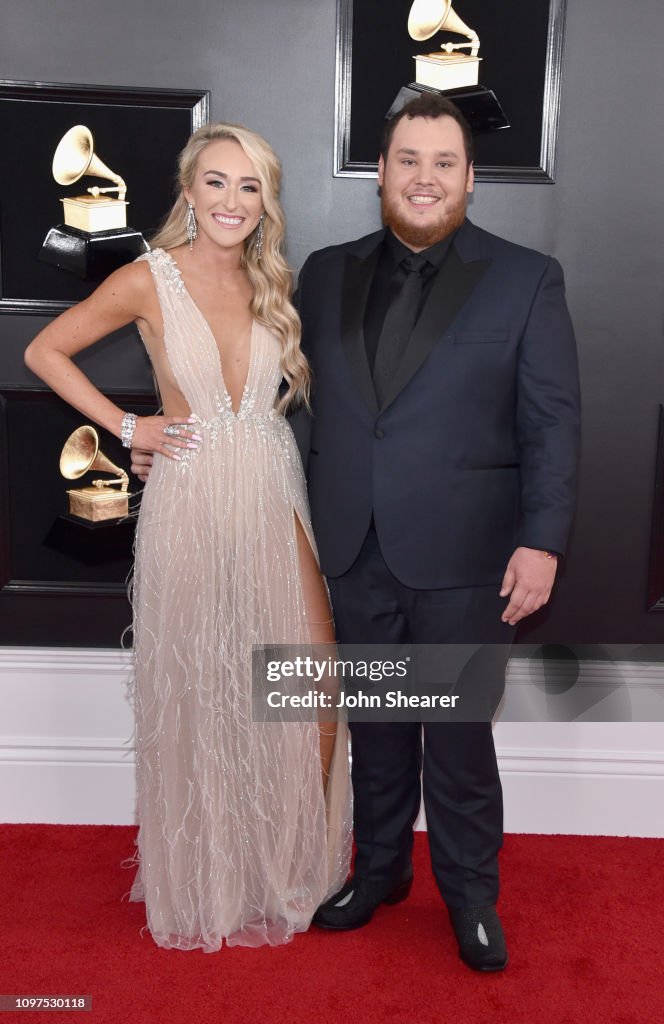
130,448,154,483
499,546,558,625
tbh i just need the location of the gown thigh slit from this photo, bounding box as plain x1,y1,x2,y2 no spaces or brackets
129,248,351,951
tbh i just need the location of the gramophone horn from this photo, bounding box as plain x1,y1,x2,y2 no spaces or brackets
60,425,128,490
52,125,126,201
408,0,479,55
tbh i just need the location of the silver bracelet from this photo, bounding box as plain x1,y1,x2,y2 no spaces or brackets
121,412,138,448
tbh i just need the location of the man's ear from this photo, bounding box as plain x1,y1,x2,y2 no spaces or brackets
377,154,385,187
466,162,474,194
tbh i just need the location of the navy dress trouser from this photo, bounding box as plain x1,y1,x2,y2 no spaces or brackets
327,526,514,909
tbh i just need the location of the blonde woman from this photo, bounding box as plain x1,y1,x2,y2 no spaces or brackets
25,123,351,951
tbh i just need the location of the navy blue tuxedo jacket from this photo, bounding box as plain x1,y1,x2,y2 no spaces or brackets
296,218,580,589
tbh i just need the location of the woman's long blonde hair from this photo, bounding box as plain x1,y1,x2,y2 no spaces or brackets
151,122,310,412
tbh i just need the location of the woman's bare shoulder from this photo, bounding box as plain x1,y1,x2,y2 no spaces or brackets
105,257,153,293
82,257,159,318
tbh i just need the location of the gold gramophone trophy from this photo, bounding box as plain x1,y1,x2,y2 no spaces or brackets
40,125,148,281
386,1,509,135
410,0,481,92
60,425,131,523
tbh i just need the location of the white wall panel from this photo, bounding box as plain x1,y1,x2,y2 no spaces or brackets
2,648,663,835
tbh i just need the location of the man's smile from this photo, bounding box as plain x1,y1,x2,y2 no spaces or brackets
407,194,440,206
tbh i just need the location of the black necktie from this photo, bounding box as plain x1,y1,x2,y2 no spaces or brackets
373,253,429,407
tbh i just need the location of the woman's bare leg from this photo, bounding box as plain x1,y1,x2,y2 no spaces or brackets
294,514,337,792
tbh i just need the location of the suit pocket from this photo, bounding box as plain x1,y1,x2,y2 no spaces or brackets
453,331,510,345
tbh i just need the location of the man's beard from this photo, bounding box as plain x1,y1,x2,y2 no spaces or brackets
381,192,467,250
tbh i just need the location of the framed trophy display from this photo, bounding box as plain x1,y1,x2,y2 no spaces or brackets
0,81,209,314
334,0,567,182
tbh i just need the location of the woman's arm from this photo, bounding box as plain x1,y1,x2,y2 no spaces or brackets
24,262,197,458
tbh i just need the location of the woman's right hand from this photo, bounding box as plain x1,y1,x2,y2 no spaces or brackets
130,415,202,461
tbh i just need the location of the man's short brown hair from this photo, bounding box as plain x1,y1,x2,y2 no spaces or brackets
381,94,474,166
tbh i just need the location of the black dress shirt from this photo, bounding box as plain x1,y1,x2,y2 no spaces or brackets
364,229,457,374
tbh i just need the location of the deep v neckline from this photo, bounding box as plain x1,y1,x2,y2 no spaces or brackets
163,249,255,416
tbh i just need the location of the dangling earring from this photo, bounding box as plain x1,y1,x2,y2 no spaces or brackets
186,202,197,249
255,213,265,261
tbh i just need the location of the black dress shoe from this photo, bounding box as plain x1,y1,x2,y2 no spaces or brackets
447,905,508,971
312,874,413,930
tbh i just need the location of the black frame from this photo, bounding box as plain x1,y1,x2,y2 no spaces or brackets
0,80,209,315
647,405,664,612
334,0,567,182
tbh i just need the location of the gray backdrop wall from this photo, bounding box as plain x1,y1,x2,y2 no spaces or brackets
1,0,663,647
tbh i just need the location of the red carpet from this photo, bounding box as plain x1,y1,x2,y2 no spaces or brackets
0,826,662,1024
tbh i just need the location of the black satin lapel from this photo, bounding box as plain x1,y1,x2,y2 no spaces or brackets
340,248,381,415
381,248,490,411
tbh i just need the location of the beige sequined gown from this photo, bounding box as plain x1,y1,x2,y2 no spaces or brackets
129,248,352,951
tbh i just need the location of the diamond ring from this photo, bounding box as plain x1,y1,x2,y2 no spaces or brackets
163,424,180,438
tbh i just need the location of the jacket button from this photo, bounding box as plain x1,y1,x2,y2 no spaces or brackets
374,428,385,439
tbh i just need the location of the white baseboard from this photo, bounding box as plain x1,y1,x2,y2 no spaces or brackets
1,647,663,835
0,647,135,825
495,735,664,836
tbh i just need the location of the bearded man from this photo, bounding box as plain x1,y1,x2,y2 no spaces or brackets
298,94,580,970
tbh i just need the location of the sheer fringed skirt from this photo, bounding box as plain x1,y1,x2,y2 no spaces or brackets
130,415,351,950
